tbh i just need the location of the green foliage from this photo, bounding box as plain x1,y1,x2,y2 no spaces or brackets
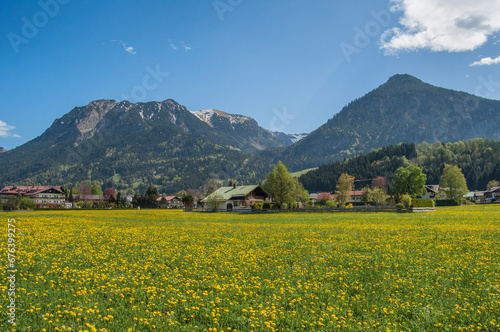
264,161,303,209
206,192,225,211
262,202,271,209
182,194,194,209
336,173,355,204
91,184,103,195
396,203,405,209
299,143,416,192
439,164,468,205
251,202,262,210
363,187,389,206
400,195,412,208
393,165,427,198
19,197,35,210
6,197,20,210
325,200,336,208
486,180,499,190
412,199,435,208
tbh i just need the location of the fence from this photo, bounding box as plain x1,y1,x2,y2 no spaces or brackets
186,206,435,213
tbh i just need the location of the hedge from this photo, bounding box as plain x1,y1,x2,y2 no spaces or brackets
412,199,435,208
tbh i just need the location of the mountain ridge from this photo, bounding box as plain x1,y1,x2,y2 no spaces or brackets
1,74,500,193
272,74,500,171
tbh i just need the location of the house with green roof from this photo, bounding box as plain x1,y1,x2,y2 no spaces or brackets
201,184,268,211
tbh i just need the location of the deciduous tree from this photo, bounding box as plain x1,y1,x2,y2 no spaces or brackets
336,173,355,204
392,165,427,199
486,180,499,190
439,164,468,205
263,161,301,209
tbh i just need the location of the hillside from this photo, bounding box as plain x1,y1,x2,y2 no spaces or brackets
277,74,500,171
0,99,293,193
299,138,500,192
2,74,500,194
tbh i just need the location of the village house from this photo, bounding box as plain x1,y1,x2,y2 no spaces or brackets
0,186,66,209
422,185,440,200
73,194,105,203
484,186,500,201
201,184,268,211
156,195,183,207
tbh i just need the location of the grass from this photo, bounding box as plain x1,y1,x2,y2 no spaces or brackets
290,168,318,178
1,206,499,331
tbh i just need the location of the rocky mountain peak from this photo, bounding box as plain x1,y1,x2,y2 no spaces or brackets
192,109,253,127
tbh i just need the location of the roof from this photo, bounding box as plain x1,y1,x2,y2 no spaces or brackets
156,196,180,201
201,185,261,202
425,185,440,193
0,186,65,196
316,192,335,200
486,186,500,193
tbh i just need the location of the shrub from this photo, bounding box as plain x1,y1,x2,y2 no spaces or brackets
325,200,336,208
251,202,263,210
396,203,405,209
401,195,412,208
412,199,435,208
19,197,35,210
262,202,271,209
346,203,353,209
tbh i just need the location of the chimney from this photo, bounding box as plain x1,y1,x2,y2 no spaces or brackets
233,183,237,189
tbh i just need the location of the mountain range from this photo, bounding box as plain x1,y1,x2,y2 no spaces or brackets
1,74,499,193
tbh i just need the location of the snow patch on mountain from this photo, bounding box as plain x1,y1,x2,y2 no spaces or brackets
192,109,252,127
288,133,308,143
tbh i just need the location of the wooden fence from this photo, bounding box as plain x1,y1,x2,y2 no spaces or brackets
186,206,435,213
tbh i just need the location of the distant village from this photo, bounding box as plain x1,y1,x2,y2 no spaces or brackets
1,180,498,211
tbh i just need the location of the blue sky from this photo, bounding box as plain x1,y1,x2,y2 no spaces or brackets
1,0,500,150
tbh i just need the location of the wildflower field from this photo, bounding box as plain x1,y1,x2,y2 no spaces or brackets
2,206,500,332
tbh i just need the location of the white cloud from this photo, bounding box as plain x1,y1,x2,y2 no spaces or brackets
170,41,192,52
120,41,136,55
381,0,500,54
0,120,20,138
470,55,500,66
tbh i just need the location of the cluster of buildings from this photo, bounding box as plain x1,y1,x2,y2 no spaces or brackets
2,182,499,210
0,186,67,209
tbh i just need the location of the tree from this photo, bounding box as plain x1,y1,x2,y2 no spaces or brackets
263,161,301,209
392,165,427,199
336,173,355,204
6,197,20,210
68,187,74,203
104,188,116,199
159,196,168,208
91,184,103,195
116,192,122,207
204,178,220,195
371,176,387,191
19,197,36,210
206,192,225,211
182,194,194,210
78,183,91,196
176,190,187,198
370,187,389,206
487,180,499,190
439,164,468,205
